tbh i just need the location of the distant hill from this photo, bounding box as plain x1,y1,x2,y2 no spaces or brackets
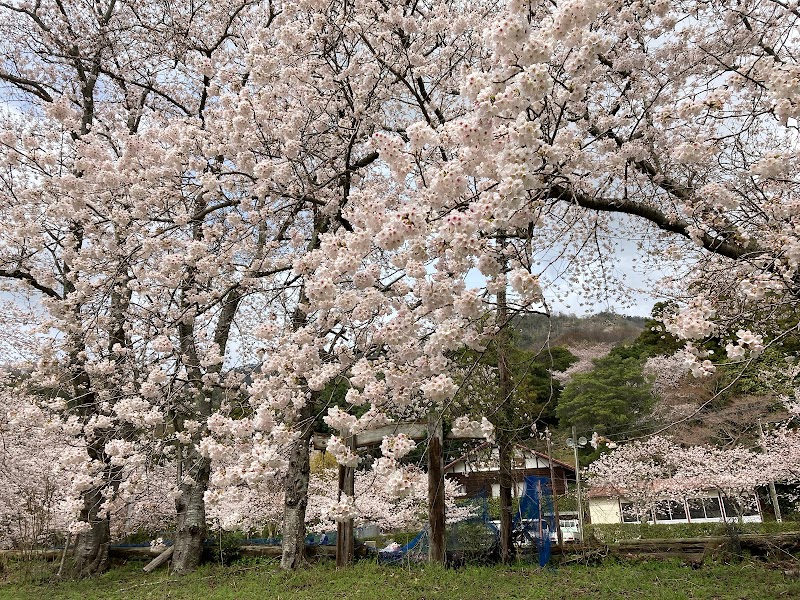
514,311,647,350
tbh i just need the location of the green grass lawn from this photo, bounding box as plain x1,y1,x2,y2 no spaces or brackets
1,558,799,600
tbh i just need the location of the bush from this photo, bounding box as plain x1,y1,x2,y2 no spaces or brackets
585,521,800,543
446,522,498,564
207,531,246,565
486,498,521,520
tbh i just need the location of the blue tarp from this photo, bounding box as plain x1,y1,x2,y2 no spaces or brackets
514,475,555,567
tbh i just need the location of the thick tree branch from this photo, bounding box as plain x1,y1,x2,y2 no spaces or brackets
0,72,54,102
548,184,758,262
0,268,61,298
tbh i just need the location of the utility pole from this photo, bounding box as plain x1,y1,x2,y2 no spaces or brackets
572,426,585,542
545,430,563,546
758,419,782,522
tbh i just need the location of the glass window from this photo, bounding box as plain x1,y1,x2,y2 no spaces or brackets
721,496,740,519
620,502,648,523
654,502,672,522
742,498,760,517
703,497,723,519
722,495,760,518
560,520,577,528
687,498,706,520
653,500,689,522
669,500,688,521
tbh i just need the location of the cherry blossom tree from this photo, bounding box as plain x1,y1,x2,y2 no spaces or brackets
554,343,614,384
0,0,158,572
0,373,178,553
204,458,473,539
587,435,778,520
0,381,70,551
2,0,799,577
760,425,800,491
0,0,289,574
437,0,800,362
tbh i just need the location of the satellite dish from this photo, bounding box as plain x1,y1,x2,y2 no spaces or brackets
566,438,575,448
578,436,588,446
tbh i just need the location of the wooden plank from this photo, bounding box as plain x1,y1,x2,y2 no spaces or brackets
313,423,485,451
110,546,160,558
357,423,428,446
0,549,61,561
56,532,71,577
0,542,351,563
239,545,337,558
614,533,800,546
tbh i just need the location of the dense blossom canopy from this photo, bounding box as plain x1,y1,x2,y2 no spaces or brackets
0,0,797,568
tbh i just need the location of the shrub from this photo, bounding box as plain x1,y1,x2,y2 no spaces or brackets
585,521,800,543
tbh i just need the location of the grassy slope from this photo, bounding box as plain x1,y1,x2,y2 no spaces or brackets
2,560,799,600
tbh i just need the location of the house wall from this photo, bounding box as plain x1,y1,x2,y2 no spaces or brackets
524,456,546,469
445,466,573,498
588,498,621,524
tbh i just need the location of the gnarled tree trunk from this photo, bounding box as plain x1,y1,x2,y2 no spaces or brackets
171,452,211,574
280,401,314,570
71,485,111,577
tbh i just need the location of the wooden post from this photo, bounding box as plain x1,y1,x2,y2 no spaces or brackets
427,412,446,565
758,419,783,522
336,433,356,568
56,532,72,578
496,235,514,563
498,439,514,563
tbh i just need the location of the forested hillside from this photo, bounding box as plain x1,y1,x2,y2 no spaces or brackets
515,312,647,349
525,308,797,452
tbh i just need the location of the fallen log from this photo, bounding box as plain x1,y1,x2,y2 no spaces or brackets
110,545,160,558
142,546,174,573
0,549,61,561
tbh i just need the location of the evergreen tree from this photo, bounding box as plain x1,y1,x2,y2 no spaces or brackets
556,353,653,437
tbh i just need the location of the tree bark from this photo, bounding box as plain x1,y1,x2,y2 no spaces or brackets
428,412,446,565
71,486,111,577
280,400,314,570
172,287,241,574
171,453,211,575
280,208,332,570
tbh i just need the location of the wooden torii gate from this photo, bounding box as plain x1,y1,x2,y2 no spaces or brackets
312,414,483,567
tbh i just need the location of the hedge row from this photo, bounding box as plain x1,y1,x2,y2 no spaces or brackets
585,520,800,542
